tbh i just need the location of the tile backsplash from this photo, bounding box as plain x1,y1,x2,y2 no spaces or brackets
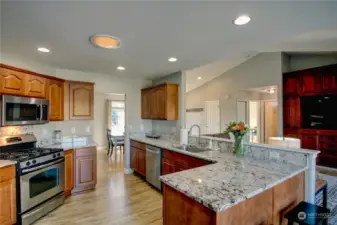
0,120,94,140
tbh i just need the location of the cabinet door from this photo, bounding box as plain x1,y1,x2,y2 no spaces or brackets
0,68,26,95
300,72,320,94
301,134,318,150
64,150,74,197
155,86,166,119
74,154,97,193
162,158,175,175
174,162,190,172
141,90,151,119
283,97,300,128
0,179,16,225
130,147,138,171
69,83,94,120
283,76,298,95
47,79,64,121
321,67,337,93
25,74,47,98
137,149,146,177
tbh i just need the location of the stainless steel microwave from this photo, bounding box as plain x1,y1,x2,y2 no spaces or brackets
1,95,49,126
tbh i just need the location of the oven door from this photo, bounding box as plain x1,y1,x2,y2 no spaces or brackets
1,95,49,126
20,159,65,213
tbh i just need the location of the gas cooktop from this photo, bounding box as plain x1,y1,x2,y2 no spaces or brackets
0,148,63,161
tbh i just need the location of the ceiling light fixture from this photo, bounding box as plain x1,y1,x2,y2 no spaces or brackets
197,77,202,80
90,34,121,49
267,88,276,94
117,66,125,71
168,57,177,62
37,47,50,53
234,15,251,26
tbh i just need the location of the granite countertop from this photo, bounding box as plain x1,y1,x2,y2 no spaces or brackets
130,134,308,212
0,160,17,168
38,136,97,151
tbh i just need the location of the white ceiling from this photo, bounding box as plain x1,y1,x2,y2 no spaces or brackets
1,1,337,79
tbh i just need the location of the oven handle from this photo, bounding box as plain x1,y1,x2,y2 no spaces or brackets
21,158,64,174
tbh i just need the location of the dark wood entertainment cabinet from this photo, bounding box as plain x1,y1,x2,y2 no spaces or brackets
283,64,337,168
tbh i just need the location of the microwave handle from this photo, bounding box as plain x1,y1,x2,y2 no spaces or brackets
40,104,43,120
36,105,42,121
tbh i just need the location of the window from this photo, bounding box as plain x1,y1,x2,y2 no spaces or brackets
110,101,125,136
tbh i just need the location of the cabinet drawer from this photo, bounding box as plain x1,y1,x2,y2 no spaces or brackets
75,147,96,157
193,158,211,168
163,149,193,166
130,140,146,150
320,135,337,143
0,165,16,182
174,162,191,172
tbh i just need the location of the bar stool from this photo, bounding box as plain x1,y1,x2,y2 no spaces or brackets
285,201,330,225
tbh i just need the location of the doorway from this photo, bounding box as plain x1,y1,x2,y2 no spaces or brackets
110,101,125,136
204,100,220,135
263,100,278,143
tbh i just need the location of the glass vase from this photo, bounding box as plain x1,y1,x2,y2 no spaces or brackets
233,135,244,156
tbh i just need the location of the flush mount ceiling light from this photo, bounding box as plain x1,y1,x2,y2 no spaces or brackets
168,57,177,62
90,35,121,49
197,77,202,80
37,47,50,53
233,15,251,26
267,88,276,94
117,66,125,71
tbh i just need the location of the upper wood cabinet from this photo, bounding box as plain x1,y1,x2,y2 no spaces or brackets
300,71,321,94
0,68,26,95
0,165,16,225
141,83,179,120
47,79,64,121
283,75,299,95
321,66,337,93
68,82,94,120
25,74,47,98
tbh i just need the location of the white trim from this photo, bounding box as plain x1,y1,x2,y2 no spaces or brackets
97,146,106,150
317,165,337,172
305,154,317,204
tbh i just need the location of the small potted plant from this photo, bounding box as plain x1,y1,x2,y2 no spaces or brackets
224,121,249,155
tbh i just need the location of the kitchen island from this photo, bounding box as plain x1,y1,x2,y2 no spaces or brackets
130,134,319,225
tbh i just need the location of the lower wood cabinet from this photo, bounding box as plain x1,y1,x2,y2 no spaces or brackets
72,147,97,194
0,165,16,225
162,149,211,175
130,140,146,176
64,150,75,197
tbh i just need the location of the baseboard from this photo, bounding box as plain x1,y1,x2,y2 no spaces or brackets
124,168,134,174
317,165,337,172
97,146,106,151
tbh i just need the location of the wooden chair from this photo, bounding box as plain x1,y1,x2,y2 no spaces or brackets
111,135,124,154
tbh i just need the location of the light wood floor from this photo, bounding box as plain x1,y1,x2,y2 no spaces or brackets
35,149,163,225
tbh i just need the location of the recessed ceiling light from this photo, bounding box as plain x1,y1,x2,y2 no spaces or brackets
234,15,251,26
117,66,125,71
197,77,202,80
90,34,121,49
37,47,50,53
168,57,177,62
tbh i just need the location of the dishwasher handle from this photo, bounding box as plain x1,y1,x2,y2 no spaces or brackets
146,148,160,155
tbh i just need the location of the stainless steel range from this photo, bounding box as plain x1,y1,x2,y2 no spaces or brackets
0,134,65,225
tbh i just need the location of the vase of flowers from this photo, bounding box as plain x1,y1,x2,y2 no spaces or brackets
224,121,249,155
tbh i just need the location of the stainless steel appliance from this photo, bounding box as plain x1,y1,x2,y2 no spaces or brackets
1,95,49,126
0,134,65,225
146,145,162,190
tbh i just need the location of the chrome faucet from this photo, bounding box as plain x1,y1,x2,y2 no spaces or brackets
188,124,201,137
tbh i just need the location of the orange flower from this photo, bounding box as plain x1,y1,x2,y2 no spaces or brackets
237,124,244,131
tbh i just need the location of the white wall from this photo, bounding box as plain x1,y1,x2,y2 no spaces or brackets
0,52,152,170
186,52,283,135
289,54,337,72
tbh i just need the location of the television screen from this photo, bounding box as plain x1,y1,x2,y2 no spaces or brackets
301,95,337,130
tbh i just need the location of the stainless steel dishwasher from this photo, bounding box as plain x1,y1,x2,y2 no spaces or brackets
146,145,162,190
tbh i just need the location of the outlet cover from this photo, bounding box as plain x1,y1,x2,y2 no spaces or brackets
71,127,76,134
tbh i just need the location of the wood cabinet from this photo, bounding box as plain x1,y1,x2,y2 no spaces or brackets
64,150,74,197
0,165,16,225
141,83,179,120
0,68,26,95
72,147,97,194
301,133,318,150
47,79,64,121
130,140,146,176
283,97,300,129
162,149,211,175
283,75,299,95
321,67,337,93
300,71,321,94
25,74,47,98
68,82,94,120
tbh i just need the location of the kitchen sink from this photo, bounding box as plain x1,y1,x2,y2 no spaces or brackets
174,145,211,153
